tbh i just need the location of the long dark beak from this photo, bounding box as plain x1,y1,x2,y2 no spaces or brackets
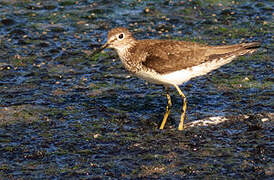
90,43,109,57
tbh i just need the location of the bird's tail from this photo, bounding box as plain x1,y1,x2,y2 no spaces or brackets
206,42,260,60
239,42,261,54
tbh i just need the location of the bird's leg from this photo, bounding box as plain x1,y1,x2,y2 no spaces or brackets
173,84,187,131
160,87,172,130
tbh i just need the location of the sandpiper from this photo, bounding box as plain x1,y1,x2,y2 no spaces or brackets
91,27,260,130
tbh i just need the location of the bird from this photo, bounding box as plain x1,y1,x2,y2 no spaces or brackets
91,27,260,130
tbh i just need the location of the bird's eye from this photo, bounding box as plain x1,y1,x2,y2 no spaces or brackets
118,33,124,40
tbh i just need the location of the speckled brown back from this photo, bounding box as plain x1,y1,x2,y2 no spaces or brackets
134,40,260,74
105,27,260,74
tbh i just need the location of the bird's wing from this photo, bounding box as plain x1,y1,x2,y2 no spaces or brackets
141,41,260,74
141,40,209,74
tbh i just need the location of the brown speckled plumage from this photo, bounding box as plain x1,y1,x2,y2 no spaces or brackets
105,27,260,75
91,27,260,130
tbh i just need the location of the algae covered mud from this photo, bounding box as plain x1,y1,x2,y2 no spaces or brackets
0,0,273,179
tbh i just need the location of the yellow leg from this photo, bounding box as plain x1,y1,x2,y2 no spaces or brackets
159,87,172,130
173,84,187,131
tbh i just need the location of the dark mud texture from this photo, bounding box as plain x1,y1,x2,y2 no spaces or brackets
0,0,273,179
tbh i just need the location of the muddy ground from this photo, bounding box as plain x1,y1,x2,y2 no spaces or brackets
0,0,273,179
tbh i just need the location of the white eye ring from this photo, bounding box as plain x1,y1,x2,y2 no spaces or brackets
117,33,125,40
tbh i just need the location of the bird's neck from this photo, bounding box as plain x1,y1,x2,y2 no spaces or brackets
115,41,141,73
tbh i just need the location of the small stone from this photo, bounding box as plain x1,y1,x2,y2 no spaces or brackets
1,18,15,26
93,134,100,138
144,8,150,13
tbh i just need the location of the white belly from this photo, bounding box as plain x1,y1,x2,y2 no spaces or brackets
135,56,236,86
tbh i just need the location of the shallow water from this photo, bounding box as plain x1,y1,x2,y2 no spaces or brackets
0,0,273,179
